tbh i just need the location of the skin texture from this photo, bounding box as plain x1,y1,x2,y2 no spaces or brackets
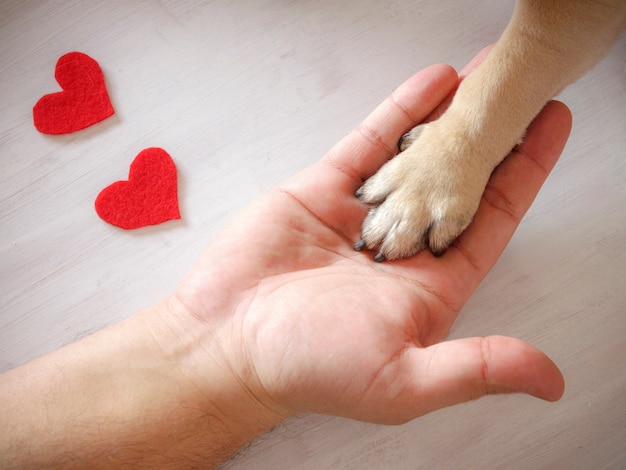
0,51,571,469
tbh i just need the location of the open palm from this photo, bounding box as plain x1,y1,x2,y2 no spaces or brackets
176,55,570,424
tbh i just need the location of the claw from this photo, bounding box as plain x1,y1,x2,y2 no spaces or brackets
398,132,411,151
374,252,386,263
432,248,446,257
355,186,363,198
354,239,366,251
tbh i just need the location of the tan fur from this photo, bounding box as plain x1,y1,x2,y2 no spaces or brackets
357,0,626,261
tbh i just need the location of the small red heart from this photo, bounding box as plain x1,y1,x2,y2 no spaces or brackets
95,148,181,229
33,51,114,134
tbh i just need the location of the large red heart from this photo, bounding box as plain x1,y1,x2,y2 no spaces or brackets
33,51,114,134
95,148,181,229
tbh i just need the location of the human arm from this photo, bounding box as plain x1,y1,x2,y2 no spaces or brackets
0,50,571,469
0,299,283,469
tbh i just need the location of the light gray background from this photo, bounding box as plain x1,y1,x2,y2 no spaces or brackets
1,1,625,468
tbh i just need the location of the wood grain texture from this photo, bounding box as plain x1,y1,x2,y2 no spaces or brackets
1,1,624,468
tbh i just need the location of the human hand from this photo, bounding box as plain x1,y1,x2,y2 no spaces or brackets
173,49,570,425
0,48,572,470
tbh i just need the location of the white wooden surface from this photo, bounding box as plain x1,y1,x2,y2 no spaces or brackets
1,1,625,468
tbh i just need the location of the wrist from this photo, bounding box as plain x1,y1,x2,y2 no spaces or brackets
144,295,288,463
0,295,285,469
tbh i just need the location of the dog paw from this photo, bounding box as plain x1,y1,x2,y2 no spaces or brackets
355,122,492,261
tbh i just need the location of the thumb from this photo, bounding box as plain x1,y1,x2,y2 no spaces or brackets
404,336,564,418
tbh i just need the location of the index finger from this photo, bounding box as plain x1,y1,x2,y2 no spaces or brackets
321,64,458,184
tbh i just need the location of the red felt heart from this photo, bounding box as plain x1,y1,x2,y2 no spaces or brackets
95,148,181,229
33,51,114,134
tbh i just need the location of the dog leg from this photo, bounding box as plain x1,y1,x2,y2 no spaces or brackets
356,0,626,261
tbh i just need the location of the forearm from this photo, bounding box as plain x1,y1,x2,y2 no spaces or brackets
0,297,284,469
